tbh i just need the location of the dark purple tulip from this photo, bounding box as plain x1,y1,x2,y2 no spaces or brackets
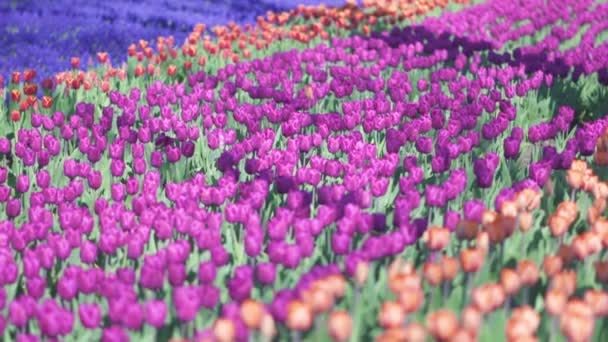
255,263,276,286
529,161,552,187
6,199,21,218
150,151,164,168
198,261,216,284
0,186,10,203
415,136,433,154
0,167,7,184
463,199,485,223
79,303,102,329
228,266,254,302
331,232,351,255
503,137,521,159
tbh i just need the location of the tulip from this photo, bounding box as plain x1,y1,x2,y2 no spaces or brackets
286,300,313,332
378,301,404,329
328,310,353,342
145,300,167,328
79,303,102,329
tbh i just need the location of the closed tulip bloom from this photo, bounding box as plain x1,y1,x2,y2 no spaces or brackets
213,318,236,342
379,301,404,329
6,198,21,218
101,326,129,342
286,300,313,332
427,309,459,341
240,299,265,330
168,263,187,286
35,170,51,189
425,226,451,252
256,262,276,285
15,175,29,193
500,268,521,296
87,171,103,190
460,248,484,273
110,160,125,178
544,281,568,314
9,300,28,328
26,276,45,299
517,260,539,287
145,300,167,328
198,261,217,284
79,303,102,329
327,310,352,342
123,303,144,330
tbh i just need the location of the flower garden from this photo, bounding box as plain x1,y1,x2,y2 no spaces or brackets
1,0,608,341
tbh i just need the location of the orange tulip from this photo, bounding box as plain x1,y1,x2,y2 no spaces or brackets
460,248,484,274
441,256,460,282
550,270,577,297
354,261,369,287
425,226,451,252
260,314,276,341
560,300,594,342
240,299,265,330
542,255,563,278
566,169,585,190
378,301,404,329
426,309,459,341
517,260,539,287
399,288,424,314
327,310,352,342
301,285,333,314
423,261,443,286
402,322,427,342
213,318,236,342
286,300,313,332
500,268,521,296
461,306,482,334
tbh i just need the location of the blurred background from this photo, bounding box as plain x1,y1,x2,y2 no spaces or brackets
0,0,346,79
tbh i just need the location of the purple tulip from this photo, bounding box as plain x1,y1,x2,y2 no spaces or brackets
144,300,167,328
255,262,276,285
16,175,30,193
79,303,102,329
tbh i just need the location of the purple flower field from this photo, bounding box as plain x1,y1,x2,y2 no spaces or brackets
0,0,608,341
